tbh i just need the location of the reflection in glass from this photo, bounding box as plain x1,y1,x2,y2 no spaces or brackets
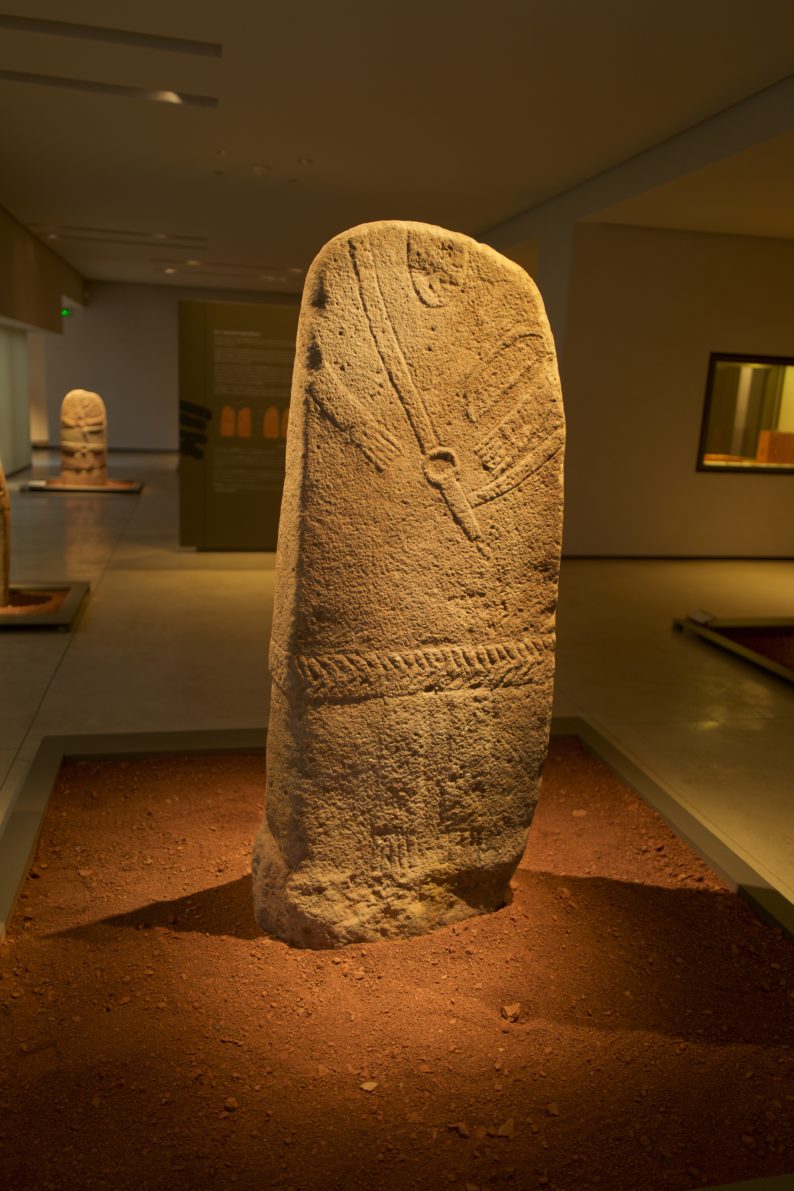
699,354,794,472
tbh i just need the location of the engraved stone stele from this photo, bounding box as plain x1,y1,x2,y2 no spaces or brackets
60,389,108,485
252,220,565,948
0,459,10,607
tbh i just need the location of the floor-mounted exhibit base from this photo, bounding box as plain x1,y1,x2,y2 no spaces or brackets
2,720,791,948
24,478,144,494
0,729,791,1191
674,614,794,684
0,582,89,630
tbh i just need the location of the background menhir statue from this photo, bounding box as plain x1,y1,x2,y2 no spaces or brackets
60,389,108,486
253,220,565,948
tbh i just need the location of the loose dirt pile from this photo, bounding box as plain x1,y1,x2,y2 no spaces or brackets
1,738,792,1191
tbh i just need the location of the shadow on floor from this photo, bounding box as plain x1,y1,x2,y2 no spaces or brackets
51,867,794,1048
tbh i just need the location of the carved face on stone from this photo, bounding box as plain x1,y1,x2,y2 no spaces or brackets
407,230,469,307
61,390,107,432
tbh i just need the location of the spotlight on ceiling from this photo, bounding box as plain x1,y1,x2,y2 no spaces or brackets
147,90,184,105
163,267,176,275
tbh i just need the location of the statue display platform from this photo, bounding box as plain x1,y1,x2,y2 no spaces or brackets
0,581,89,630
1,726,791,1191
24,478,143,494
674,612,794,684
24,389,144,493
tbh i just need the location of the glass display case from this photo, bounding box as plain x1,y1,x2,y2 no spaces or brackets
698,352,794,473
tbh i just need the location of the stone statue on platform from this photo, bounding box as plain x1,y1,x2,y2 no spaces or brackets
60,389,108,486
253,220,565,948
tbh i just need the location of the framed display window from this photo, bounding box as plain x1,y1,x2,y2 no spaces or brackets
697,352,794,473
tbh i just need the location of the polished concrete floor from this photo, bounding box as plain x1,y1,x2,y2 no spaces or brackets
2,451,793,904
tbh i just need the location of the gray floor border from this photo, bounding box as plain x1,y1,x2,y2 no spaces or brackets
0,720,791,1191
0,582,90,631
555,716,794,942
673,616,794,685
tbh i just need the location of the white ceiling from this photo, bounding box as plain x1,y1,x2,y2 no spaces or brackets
2,0,794,294
590,131,794,240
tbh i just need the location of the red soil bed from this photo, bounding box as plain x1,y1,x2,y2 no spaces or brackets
716,626,794,674
0,589,67,618
1,739,792,1191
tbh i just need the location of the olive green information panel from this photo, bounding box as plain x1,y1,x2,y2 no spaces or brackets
178,300,300,549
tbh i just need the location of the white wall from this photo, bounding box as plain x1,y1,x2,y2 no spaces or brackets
42,282,297,451
484,75,794,358
562,222,794,557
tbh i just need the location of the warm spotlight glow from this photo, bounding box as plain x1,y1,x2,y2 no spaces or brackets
148,89,184,105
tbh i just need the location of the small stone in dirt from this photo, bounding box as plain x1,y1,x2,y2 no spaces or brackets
360,1081,378,1093
497,1118,515,1138
223,1097,239,1112
448,1122,470,1137
545,1102,560,1116
77,868,93,878
500,1002,521,1022
572,809,587,818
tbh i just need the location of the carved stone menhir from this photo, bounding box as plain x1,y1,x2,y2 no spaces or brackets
0,460,10,607
60,389,108,486
252,220,565,948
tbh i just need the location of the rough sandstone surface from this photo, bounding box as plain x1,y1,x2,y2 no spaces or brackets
252,220,565,948
0,459,9,606
60,389,108,485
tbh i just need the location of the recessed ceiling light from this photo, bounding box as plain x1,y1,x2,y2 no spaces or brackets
163,267,176,275
297,157,312,165
258,274,277,282
287,267,304,275
185,259,201,266
147,90,184,105
46,232,58,240
216,148,228,156
0,69,216,107
252,164,270,176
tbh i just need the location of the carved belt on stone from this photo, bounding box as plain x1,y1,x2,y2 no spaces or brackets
270,636,555,703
